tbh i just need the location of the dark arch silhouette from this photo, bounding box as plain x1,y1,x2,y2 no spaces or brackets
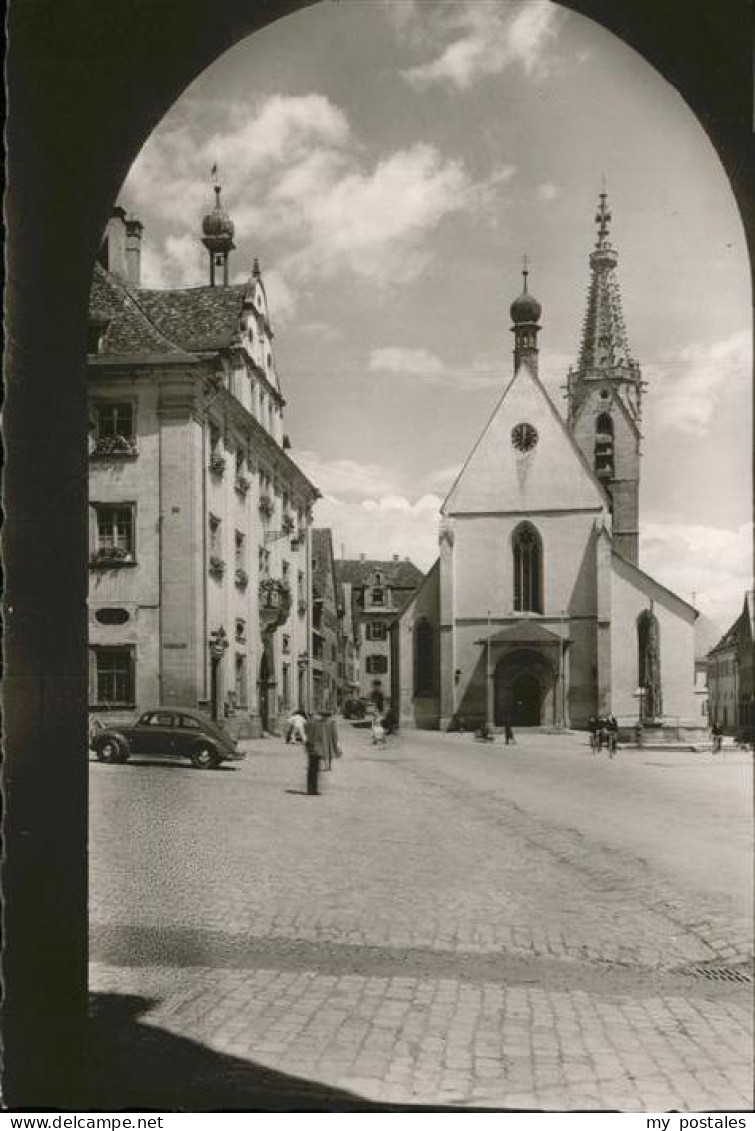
5,0,753,1108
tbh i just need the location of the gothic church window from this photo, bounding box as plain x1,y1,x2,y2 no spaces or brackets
512,523,542,613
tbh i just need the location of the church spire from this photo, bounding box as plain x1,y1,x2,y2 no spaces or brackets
566,191,644,566
574,190,637,377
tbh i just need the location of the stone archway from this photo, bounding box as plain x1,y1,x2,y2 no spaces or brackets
494,649,556,727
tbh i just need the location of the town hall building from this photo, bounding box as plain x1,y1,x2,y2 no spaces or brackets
397,194,700,736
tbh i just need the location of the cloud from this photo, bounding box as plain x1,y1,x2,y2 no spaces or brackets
296,451,403,499
124,94,497,298
368,346,506,390
641,520,752,626
536,182,558,202
401,1,565,90
275,143,483,284
313,493,442,572
369,347,448,378
648,328,750,436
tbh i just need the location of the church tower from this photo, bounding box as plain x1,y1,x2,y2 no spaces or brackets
567,192,643,564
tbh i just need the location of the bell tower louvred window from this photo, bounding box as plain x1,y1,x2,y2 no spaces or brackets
594,412,614,481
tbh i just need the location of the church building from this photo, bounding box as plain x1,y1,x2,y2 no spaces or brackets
397,194,701,736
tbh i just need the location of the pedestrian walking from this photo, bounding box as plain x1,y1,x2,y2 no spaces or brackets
304,714,325,794
607,715,618,757
711,722,723,753
285,708,307,744
503,717,515,745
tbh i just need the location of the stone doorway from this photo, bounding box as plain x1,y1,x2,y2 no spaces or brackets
494,648,554,727
512,672,541,726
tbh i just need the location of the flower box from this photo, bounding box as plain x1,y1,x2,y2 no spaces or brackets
90,434,138,459
235,473,251,496
209,452,226,477
91,545,133,567
258,494,274,519
235,567,249,589
208,555,226,580
281,513,295,534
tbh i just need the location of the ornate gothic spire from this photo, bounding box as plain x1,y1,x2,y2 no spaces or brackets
576,191,636,374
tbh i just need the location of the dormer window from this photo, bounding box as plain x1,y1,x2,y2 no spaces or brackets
372,588,385,606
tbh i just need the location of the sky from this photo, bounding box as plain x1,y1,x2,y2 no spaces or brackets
119,0,752,631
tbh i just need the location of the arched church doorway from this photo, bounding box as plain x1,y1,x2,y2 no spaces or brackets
494,650,554,727
512,673,542,726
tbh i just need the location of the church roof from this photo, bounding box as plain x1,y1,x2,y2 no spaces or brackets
611,548,698,616
475,621,562,646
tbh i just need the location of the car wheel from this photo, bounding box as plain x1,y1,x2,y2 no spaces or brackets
96,738,128,764
191,745,220,769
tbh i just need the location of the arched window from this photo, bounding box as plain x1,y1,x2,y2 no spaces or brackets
415,619,434,695
512,523,542,613
594,413,614,480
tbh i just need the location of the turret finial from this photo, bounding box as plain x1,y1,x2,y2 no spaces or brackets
522,254,529,292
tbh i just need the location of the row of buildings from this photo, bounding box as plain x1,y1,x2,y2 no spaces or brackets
90,188,753,740
88,197,424,735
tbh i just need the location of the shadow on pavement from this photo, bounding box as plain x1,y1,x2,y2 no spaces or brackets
88,992,535,1112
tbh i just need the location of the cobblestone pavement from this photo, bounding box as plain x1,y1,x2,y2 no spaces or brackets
89,728,753,1111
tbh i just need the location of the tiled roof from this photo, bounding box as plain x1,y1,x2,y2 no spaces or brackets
709,610,748,655
90,265,189,357
335,558,424,590
137,285,248,353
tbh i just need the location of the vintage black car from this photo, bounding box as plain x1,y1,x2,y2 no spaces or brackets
343,697,372,720
90,707,245,769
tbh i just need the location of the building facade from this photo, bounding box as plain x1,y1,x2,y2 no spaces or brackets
397,194,701,736
311,528,344,712
336,556,424,711
707,592,754,735
88,194,319,736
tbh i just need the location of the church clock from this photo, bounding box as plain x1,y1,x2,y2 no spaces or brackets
511,422,538,452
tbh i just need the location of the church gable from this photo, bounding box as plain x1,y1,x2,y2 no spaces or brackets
443,365,608,516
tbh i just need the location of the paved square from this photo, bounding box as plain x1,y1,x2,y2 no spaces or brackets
89,728,753,1110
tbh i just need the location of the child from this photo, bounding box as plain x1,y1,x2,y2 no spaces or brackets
371,715,387,746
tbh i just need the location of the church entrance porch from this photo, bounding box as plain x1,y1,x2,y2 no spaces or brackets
494,648,555,727
474,619,569,729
